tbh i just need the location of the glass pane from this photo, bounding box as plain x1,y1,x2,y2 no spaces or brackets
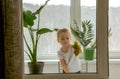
109,0,120,59
23,0,97,74
80,0,96,73
23,0,70,74
109,1,120,79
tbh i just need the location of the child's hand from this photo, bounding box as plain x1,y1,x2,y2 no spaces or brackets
72,41,82,56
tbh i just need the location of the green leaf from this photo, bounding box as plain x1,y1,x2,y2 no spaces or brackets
34,0,50,15
23,10,36,27
37,28,53,35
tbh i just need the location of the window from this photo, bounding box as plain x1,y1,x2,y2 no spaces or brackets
24,0,109,79
1,0,109,79
23,0,97,74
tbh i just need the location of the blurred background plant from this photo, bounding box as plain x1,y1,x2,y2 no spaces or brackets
70,20,95,49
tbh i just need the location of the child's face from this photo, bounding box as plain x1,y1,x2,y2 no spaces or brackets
58,32,71,47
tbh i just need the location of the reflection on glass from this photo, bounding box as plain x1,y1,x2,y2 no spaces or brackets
23,0,97,74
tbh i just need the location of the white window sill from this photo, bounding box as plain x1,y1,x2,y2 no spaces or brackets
24,59,120,64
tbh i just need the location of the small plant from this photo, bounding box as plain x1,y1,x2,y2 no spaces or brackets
70,20,95,60
70,20,112,60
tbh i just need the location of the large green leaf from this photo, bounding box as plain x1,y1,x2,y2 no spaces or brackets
23,10,36,27
37,28,53,35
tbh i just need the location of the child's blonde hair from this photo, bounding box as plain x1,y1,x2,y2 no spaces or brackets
57,28,71,39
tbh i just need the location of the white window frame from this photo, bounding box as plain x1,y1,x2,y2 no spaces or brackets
24,0,109,79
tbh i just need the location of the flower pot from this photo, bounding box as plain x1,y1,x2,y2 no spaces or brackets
28,62,44,74
84,48,95,60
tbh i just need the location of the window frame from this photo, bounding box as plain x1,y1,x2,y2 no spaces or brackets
24,0,109,79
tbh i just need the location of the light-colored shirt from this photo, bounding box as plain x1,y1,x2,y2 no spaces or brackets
57,45,81,73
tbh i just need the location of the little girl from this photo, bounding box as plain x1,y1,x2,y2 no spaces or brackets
57,28,81,73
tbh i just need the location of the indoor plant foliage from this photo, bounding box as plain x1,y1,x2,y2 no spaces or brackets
70,20,95,48
70,20,96,60
23,0,53,74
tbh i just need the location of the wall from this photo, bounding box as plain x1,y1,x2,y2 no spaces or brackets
109,61,120,79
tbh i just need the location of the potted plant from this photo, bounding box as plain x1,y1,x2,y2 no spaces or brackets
70,20,96,60
23,0,54,74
